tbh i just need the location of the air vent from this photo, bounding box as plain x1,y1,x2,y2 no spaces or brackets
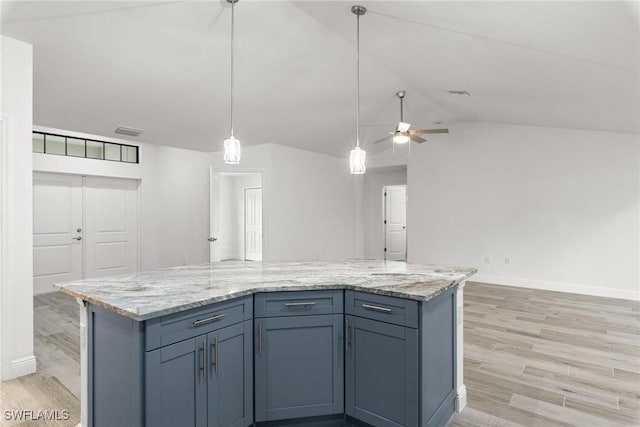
115,126,145,137
448,90,471,96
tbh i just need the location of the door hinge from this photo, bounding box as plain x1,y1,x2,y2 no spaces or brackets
384,248,387,252
384,220,387,224
384,192,387,196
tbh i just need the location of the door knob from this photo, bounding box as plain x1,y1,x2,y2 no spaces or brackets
208,237,218,242
72,236,82,241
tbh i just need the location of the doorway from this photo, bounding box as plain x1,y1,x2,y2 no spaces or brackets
210,172,263,262
383,185,407,261
33,172,139,294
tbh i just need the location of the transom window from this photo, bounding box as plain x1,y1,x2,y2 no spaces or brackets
33,131,139,164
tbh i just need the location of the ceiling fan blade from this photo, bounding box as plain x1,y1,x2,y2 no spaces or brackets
412,128,449,135
371,135,392,144
410,134,426,143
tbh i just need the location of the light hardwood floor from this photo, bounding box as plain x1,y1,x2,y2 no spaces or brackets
0,283,638,426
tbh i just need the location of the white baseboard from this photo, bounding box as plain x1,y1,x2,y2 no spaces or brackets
2,355,36,380
455,384,467,412
472,274,640,301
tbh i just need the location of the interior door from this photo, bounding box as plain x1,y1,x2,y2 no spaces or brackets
33,172,83,294
384,185,407,261
84,176,139,278
244,188,262,261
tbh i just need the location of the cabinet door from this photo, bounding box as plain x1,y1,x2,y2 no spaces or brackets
255,314,344,422
207,321,253,427
345,315,418,427
146,336,207,427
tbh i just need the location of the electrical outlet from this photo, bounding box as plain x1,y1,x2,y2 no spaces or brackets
504,257,510,265
484,256,491,264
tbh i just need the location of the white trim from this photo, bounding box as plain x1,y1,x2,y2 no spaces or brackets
472,274,640,301
455,281,466,413
77,298,88,427
5,355,37,380
455,385,467,412
0,116,8,379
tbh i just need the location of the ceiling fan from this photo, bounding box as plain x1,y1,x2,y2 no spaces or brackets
372,90,449,144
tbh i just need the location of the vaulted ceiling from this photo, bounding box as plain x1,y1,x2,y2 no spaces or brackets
1,1,638,156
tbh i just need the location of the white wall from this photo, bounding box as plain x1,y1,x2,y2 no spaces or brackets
32,126,210,271
362,166,407,259
212,143,356,262
0,36,35,380
402,122,639,300
155,147,210,267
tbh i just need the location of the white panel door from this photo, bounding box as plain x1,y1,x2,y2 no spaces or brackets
244,188,262,261
84,176,139,278
384,185,407,261
33,173,83,294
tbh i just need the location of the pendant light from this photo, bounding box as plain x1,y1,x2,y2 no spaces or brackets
223,0,241,164
349,5,366,174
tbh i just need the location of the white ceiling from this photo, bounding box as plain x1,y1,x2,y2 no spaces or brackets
1,1,638,157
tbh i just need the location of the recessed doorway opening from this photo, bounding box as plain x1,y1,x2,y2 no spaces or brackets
210,172,263,262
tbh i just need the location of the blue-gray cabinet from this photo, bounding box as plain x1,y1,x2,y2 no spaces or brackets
254,291,344,422
85,288,458,427
145,335,207,427
145,320,253,427
345,289,458,427
345,315,419,427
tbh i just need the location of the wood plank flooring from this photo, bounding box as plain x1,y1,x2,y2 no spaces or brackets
0,283,638,426
461,282,640,427
0,293,80,427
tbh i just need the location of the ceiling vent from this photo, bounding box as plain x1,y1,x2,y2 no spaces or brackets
115,126,145,137
448,90,471,96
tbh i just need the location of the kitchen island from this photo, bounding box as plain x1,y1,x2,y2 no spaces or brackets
55,260,476,427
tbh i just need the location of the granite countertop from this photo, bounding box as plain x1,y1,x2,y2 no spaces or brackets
54,260,477,321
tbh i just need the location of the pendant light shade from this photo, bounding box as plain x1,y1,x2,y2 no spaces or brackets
223,0,241,164
350,146,366,174
349,5,366,175
224,136,241,164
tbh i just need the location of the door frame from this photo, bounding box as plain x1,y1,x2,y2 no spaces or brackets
243,186,262,261
382,184,408,261
210,169,264,263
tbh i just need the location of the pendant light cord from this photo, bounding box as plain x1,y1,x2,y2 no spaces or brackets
230,0,235,137
356,12,360,148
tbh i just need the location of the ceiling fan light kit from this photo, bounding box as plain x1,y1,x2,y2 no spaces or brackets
349,4,367,174
392,133,410,144
371,90,450,146
223,0,241,165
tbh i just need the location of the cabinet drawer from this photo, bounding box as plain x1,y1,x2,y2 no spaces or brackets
254,290,343,318
345,291,418,328
145,296,252,351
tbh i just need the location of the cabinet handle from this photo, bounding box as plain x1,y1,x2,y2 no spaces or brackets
284,301,316,307
193,313,225,326
200,343,206,379
211,336,219,374
345,319,350,355
258,323,262,357
362,303,392,313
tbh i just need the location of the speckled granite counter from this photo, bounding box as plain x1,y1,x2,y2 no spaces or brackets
54,260,477,321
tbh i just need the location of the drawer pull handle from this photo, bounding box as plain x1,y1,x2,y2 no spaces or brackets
193,313,225,326
284,301,316,307
362,303,392,313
